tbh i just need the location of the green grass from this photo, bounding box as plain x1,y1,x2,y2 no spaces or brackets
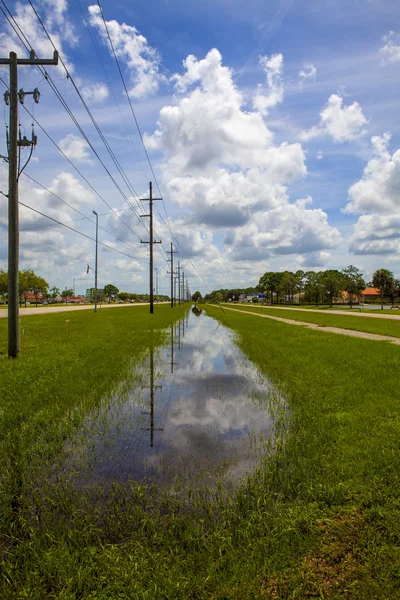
224,303,400,338
1,304,400,598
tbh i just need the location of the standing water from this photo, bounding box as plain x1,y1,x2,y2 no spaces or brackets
68,308,282,492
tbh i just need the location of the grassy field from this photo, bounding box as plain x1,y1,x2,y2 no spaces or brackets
224,303,400,338
1,304,400,598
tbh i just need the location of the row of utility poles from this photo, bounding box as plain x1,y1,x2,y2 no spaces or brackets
2,51,191,359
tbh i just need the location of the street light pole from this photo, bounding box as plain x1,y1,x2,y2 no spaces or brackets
93,210,98,313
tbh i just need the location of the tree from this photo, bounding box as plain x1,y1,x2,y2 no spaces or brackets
321,270,344,308
19,270,49,307
103,284,119,303
61,289,74,305
0,269,7,299
372,268,394,310
49,286,60,300
192,290,202,303
214,291,223,303
342,265,365,309
117,292,130,302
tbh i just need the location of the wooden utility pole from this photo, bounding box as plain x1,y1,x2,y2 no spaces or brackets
140,182,161,314
141,347,163,447
167,242,177,308
182,270,185,304
0,50,58,358
177,262,181,305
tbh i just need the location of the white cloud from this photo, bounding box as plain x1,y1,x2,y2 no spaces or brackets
58,134,93,164
80,81,109,104
0,1,76,71
225,201,340,261
344,133,400,215
146,49,293,174
297,251,332,268
300,94,368,143
299,63,317,81
144,48,340,267
88,5,163,98
253,53,284,116
380,31,400,65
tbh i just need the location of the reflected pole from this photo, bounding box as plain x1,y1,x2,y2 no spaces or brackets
93,210,98,312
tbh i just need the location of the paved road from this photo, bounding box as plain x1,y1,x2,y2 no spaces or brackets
224,307,400,345
223,304,400,321
0,302,153,318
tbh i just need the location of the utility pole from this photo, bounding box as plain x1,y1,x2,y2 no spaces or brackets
1,50,58,358
141,347,163,447
140,182,161,314
92,210,98,312
182,270,185,304
177,262,181,305
167,242,177,308
155,267,158,299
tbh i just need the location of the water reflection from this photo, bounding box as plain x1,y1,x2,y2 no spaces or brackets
71,308,282,490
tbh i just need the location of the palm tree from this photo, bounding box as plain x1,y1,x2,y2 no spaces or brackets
372,269,394,310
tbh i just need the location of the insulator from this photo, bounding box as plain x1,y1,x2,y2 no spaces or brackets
33,88,40,104
18,88,25,104
4,90,10,105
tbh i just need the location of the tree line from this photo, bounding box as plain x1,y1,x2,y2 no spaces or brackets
0,270,170,305
204,266,400,309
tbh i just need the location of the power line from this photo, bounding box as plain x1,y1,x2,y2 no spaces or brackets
19,201,149,264
21,172,148,255
2,0,204,285
27,0,150,222
75,0,150,184
20,104,143,242
4,0,150,238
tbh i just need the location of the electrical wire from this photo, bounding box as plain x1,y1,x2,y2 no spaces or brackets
19,201,149,264
27,0,150,226
2,0,150,239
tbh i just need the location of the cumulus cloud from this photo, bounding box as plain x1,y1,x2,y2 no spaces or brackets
299,63,317,81
300,94,368,143
0,1,76,71
253,53,284,116
88,5,163,98
346,134,400,255
59,134,93,164
225,201,341,261
380,31,400,65
297,251,331,267
144,48,340,265
80,81,109,104
344,133,400,215
148,49,277,171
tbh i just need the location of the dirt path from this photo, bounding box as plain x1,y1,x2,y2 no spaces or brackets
224,307,400,345
222,304,400,321
0,302,153,319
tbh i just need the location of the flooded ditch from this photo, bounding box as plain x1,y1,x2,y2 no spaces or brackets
67,307,283,494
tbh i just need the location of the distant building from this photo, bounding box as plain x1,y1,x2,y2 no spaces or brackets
362,287,380,300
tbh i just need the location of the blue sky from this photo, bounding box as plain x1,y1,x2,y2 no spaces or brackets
0,0,399,295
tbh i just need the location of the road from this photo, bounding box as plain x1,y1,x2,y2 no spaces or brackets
0,302,153,318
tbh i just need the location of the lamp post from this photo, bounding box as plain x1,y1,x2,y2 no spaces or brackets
93,210,98,313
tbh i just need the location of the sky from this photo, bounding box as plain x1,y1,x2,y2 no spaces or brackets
0,0,399,296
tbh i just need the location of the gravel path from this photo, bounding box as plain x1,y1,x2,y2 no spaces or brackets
238,305,400,320
224,307,400,345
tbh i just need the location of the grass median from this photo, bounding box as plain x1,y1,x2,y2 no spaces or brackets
1,304,400,598
224,303,400,338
